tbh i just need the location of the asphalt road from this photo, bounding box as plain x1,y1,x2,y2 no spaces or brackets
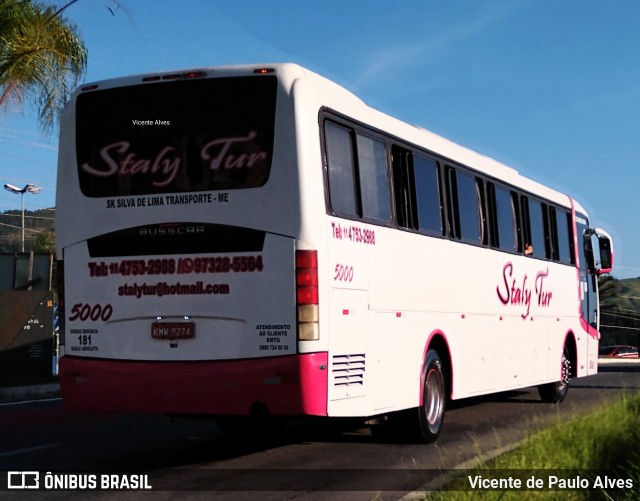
1,363,639,500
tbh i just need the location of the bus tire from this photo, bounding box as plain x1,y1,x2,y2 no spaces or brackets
370,349,446,443
537,347,571,403
415,349,446,443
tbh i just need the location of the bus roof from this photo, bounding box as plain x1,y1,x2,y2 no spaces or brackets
73,62,577,212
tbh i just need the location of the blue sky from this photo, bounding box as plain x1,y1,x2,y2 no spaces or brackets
1,0,639,278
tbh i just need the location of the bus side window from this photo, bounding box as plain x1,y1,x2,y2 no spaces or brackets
447,168,484,244
392,148,443,235
554,208,575,265
522,196,548,259
487,183,518,253
324,121,391,223
325,122,357,216
391,145,416,230
356,134,391,222
413,155,443,235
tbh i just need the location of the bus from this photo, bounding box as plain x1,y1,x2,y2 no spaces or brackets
56,63,613,442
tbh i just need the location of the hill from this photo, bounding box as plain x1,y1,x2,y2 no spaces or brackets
600,276,640,347
0,209,55,253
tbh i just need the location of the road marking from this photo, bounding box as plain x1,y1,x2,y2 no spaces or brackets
0,397,62,407
0,443,61,458
399,440,526,499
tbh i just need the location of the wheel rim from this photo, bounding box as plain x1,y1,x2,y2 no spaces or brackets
560,352,571,386
424,367,444,427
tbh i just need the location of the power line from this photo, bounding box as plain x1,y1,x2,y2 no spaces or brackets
617,308,640,316
0,221,48,233
600,324,640,332
615,294,640,301
601,311,640,323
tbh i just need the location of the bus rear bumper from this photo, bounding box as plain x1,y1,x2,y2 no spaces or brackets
59,353,328,416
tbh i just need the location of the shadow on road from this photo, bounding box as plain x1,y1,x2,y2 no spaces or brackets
598,363,640,373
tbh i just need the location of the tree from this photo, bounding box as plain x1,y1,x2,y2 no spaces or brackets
598,275,640,347
598,274,619,311
35,227,54,253
0,0,87,133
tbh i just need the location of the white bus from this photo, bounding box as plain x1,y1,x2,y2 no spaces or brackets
56,63,613,442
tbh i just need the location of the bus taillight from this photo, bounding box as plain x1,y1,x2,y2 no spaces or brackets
296,250,319,341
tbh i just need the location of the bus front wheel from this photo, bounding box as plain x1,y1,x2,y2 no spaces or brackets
537,347,571,403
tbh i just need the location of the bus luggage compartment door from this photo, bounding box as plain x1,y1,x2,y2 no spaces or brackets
61,231,296,362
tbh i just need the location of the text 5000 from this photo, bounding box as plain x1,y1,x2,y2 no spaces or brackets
69,303,113,322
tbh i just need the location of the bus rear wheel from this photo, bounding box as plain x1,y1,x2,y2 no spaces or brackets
369,349,446,443
415,349,446,442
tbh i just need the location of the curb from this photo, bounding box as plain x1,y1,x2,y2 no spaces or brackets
0,383,60,403
597,358,640,365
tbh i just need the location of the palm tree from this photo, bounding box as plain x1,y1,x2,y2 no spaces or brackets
0,0,87,133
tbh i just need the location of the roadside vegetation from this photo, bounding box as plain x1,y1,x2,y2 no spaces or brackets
599,275,640,347
0,208,55,253
425,392,640,500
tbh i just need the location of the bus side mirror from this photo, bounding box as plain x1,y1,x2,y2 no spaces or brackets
594,228,614,275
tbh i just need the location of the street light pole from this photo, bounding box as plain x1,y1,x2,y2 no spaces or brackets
3,183,42,252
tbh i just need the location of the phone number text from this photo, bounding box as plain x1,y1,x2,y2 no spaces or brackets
88,256,264,277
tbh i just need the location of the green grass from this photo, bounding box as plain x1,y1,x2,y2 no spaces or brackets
425,392,640,500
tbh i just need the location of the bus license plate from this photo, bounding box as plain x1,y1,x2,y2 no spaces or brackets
151,322,195,340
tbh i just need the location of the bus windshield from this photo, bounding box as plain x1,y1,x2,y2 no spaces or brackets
75,76,277,197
